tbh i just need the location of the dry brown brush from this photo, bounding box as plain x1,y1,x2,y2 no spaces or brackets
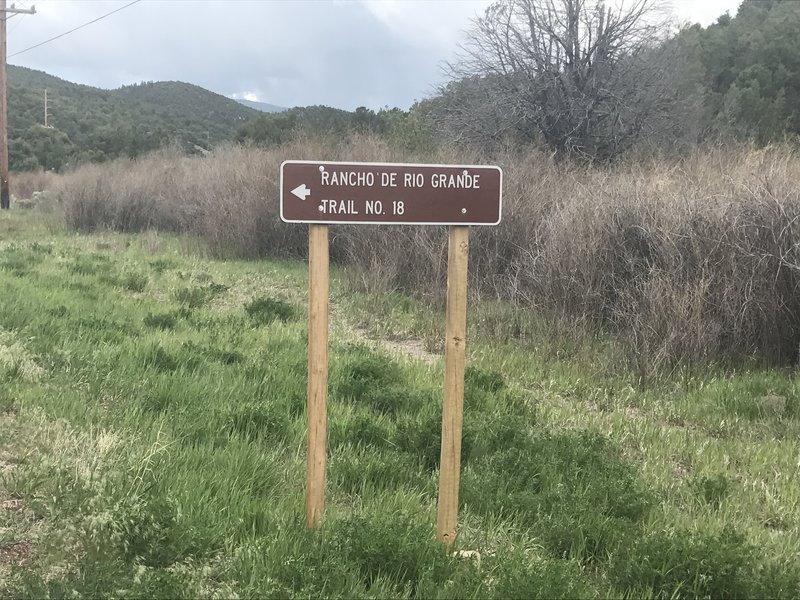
50,138,800,374
12,170,59,202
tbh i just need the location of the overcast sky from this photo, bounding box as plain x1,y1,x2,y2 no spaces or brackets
8,0,744,111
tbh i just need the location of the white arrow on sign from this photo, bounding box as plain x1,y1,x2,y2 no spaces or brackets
291,184,311,201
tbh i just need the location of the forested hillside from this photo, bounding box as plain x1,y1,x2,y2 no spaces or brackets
6,65,419,173
683,0,800,143
7,66,260,171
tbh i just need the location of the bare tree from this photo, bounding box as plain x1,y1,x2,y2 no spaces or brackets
439,0,682,161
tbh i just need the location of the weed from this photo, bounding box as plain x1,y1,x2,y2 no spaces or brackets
2,246,48,279
465,366,506,393
172,286,212,308
465,413,533,461
210,348,243,365
207,282,229,295
332,349,404,402
393,407,446,471
74,315,139,343
120,271,148,292
28,242,53,255
689,474,732,510
245,296,296,325
143,312,177,330
170,282,228,308
140,343,179,373
47,305,68,318
68,253,113,276
330,446,432,495
362,385,433,416
0,388,15,414
149,258,176,274
330,409,394,451
224,404,291,442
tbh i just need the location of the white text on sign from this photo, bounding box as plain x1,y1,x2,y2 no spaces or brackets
318,199,406,215
320,168,481,190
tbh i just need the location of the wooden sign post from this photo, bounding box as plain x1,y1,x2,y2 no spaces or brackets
281,161,502,544
305,223,329,528
436,225,469,549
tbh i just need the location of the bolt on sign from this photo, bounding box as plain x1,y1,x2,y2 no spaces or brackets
280,160,502,550
280,161,502,225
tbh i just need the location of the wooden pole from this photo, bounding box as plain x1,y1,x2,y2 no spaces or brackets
306,223,329,527
437,225,469,549
0,2,35,209
0,0,9,210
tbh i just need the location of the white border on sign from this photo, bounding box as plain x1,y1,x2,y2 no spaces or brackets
279,160,503,226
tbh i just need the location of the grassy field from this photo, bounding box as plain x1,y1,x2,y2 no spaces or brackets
1,208,799,598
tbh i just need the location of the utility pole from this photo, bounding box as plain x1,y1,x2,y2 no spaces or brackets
0,1,36,209
44,88,48,127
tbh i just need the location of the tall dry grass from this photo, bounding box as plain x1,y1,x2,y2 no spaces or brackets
12,170,59,201
50,137,800,375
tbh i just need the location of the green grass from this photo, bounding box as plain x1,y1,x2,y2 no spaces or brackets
0,209,798,598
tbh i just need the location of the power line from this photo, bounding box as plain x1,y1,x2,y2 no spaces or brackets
8,15,27,35
9,0,141,58
7,3,31,35
7,14,26,35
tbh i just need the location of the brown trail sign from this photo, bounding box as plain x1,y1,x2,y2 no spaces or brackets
281,160,502,225
281,160,502,550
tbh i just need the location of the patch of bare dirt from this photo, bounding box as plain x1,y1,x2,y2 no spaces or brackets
0,542,33,568
379,336,440,365
758,393,787,416
2,499,23,512
672,458,692,479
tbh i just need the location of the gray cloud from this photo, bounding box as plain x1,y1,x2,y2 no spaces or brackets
8,0,489,110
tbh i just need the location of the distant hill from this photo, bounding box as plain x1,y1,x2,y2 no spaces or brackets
5,65,427,171
235,99,286,113
7,65,262,170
